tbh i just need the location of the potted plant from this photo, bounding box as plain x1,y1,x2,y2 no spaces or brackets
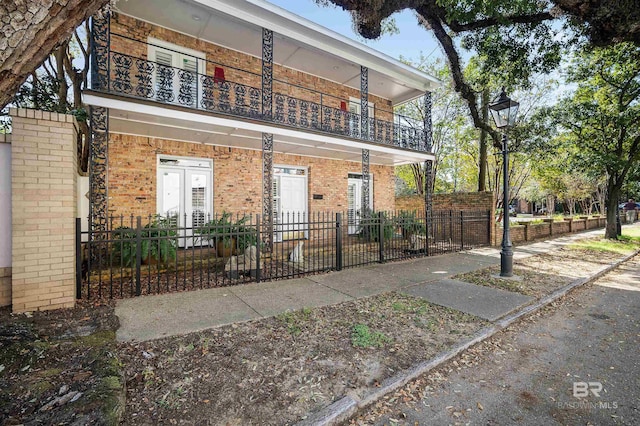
395,210,426,239
112,215,178,266
357,211,394,242
196,212,258,257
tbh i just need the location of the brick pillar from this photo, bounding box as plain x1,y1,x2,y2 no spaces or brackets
10,109,78,312
0,135,10,306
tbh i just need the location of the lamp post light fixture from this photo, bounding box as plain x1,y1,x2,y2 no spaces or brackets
489,88,519,277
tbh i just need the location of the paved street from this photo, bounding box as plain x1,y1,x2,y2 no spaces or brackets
369,255,640,425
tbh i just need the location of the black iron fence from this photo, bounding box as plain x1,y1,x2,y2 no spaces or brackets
97,33,427,152
76,209,491,300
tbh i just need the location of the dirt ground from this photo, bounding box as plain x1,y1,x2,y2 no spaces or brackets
0,302,123,425
454,246,625,297
117,293,485,425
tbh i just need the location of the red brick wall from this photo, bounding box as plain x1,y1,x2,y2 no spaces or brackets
108,134,394,218
395,192,495,213
109,13,394,121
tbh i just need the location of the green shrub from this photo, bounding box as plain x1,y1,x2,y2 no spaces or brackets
112,215,177,266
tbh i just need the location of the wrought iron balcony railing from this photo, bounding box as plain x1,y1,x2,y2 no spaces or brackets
94,34,428,152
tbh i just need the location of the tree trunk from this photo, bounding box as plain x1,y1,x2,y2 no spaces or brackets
478,88,489,192
0,0,109,110
604,175,621,239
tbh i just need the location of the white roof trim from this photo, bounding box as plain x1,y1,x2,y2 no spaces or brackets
195,0,441,93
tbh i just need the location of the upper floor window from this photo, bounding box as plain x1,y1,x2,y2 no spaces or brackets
147,38,206,106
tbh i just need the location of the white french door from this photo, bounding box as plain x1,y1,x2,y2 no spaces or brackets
347,173,374,234
273,166,308,242
157,157,212,248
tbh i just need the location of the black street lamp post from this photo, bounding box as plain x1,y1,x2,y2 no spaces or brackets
489,88,519,277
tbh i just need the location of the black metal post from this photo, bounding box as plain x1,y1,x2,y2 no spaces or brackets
336,212,343,271
616,206,622,236
500,133,513,277
75,218,82,299
256,216,261,282
135,216,142,296
460,211,464,250
378,211,385,263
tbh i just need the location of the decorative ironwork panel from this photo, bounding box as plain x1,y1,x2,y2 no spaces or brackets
311,103,320,129
262,133,274,249
300,100,309,127
219,81,231,112
262,28,273,120
424,92,433,152
274,94,285,123
249,87,261,116
156,65,175,103
234,84,247,115
178,69,196,106
90,11,110,91
362,149,370,215
322,106,332,131
287,98,297,125
333,109,343,134
360,66,369,140
201,75,216,110
89,106,109,234
112,53,132,94
135,59,154,98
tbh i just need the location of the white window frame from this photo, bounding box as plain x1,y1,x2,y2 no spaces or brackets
147,37,206,105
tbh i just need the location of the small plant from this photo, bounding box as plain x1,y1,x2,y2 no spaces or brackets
356,212,394,242
395,210,426,238
111,215,178,266
351,323,391,348
196,211,258,252
277,308,313,336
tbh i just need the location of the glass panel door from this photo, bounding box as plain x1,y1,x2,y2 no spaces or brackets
347,174,373,235
158,158,212,248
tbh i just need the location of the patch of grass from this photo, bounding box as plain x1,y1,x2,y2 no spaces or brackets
277,307,313,336
569,234,640,254
351,324,391,348
27,380,53,397
74,330,116,348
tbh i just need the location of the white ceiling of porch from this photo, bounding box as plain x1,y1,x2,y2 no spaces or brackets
103,103,431,166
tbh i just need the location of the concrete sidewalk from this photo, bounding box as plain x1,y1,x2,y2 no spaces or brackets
115,226,623,342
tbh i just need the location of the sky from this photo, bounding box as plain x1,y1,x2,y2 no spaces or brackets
266,0,444,65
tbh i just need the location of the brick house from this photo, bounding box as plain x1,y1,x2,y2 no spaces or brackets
83,0,439,240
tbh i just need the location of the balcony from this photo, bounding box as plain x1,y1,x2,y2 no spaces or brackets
93,34,429,153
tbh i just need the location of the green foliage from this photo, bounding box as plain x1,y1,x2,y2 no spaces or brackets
277,308,313,336
350,324,391,348
112,216,178,267
395,210,426,237
196,212,258,252
356,212,395,242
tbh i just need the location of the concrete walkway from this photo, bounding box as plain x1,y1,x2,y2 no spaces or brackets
115,227,621,342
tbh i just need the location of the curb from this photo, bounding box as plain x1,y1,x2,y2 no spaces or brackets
295,249,640,426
